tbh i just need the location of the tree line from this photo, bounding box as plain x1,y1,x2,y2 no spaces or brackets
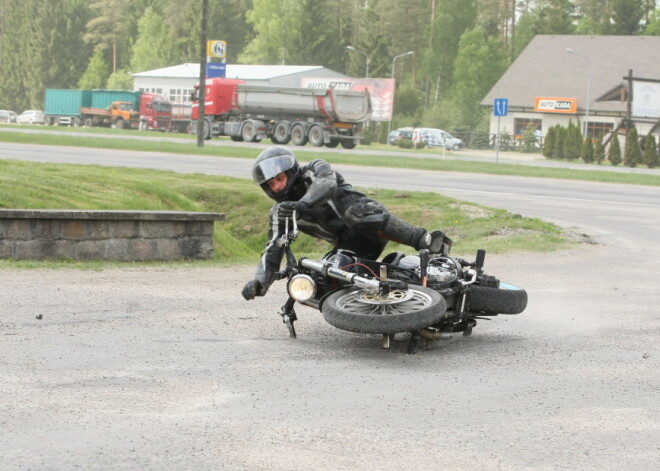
1,0,659,138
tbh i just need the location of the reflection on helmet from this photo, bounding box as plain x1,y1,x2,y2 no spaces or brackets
252,146,300,201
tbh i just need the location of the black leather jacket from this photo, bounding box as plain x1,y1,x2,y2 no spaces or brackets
254,159,377,288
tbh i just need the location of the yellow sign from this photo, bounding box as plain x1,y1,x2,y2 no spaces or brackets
207,40,227,60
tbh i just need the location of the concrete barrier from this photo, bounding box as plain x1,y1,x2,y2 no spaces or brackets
0,209,225,261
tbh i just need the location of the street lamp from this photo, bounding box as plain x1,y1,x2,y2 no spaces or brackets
388,51,414,136
566,48,592,137
346,45,369,78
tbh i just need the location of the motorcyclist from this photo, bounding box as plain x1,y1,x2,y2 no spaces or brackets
241,146,447,300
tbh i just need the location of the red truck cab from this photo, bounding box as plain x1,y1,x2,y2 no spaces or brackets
139,92,172,131
191,78,245,119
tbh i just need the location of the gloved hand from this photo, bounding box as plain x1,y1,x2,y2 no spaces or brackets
278,201,308,220
242,280,267,300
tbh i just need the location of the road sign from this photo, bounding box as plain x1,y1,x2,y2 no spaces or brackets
206,62,226,78
494,98,508,117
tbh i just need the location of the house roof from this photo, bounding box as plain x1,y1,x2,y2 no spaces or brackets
132,63,325,80
482,35,660,114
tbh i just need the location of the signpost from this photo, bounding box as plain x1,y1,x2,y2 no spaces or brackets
493,98,508,164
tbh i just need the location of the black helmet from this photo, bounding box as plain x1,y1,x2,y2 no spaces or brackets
252,146,300,201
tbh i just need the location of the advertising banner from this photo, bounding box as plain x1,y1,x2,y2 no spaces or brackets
300,78,395,121
534,97,577,114
632,80,660,119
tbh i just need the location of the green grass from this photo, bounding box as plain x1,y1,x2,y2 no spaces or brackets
0,158,573,268
1,126,659,187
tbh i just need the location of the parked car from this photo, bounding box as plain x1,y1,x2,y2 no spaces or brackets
0,110,18,123
388,127,413,145
412,128,464,150
16,109,45,125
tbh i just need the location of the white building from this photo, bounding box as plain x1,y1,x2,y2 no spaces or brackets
482,35,660,142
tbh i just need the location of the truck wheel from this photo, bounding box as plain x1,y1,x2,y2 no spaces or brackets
203,119,212,140
290,123,308,146
341,139,357,149
115,119,125,129
272,121,291,144
241,122,258,142
325,139,340,148
71,117,81,127
308,125,324,147
84,118,93,127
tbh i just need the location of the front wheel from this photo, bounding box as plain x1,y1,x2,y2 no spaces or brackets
322,285,446,334
468,282,527,315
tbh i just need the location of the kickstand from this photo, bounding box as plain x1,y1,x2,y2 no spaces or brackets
279,297,298,339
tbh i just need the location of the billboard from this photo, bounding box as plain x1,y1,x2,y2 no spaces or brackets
534,97,577,113
300,78,395,121
632,80,660,119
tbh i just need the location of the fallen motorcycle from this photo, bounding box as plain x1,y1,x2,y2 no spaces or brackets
274,214,527,353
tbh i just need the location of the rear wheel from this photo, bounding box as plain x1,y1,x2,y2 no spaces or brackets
322,286,446,334
341,139,356,149
290,123,308,146
308,125,324,147
241,121,258,142
468,282,527,315
84,117,93,128
71,117,81,127
272,121,291,144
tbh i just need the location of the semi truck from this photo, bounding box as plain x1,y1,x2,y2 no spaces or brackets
43,89,171,130
190,78,372,148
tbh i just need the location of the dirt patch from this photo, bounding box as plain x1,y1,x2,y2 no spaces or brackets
450,203,494,219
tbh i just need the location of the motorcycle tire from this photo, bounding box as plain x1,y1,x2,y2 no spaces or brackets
322,285,447,334
468,282,527,315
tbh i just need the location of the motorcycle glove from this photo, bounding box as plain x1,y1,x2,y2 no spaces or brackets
278,201,308,220
242,279,267,300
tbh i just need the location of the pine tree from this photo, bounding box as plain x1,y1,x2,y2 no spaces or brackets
580,134,594,163
608,134,622,166
643,133,659,169
593,139,605,165
624,127,642,167
554,126,565,160
543,125,556,158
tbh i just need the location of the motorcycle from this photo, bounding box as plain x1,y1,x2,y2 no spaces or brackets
274,213,527,353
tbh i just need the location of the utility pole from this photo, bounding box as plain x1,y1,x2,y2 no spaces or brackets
197,0,208,147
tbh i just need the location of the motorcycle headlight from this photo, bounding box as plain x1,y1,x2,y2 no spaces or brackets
287,274,316,302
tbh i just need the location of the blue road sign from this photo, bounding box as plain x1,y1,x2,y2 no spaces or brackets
206,62,226,78
494,98,508,117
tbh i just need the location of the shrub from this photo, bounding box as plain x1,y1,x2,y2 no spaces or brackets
593,139,605,165
580,134,594,163
608,134,622,166
643,133,659,169
543,126,556,158
624,127,641,167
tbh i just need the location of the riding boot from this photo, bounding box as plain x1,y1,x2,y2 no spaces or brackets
379,215,445,253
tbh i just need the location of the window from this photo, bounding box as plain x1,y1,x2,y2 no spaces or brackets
586,122,613,140
514,118,542,139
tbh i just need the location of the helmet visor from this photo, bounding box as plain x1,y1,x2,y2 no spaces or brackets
252,154,296,184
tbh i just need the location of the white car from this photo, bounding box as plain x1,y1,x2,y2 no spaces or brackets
17,110,45,125
412,128,463,150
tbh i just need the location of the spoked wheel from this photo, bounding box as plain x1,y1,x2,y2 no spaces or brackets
322,285,446,334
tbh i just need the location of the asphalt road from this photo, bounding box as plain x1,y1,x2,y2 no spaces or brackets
1,140,659,470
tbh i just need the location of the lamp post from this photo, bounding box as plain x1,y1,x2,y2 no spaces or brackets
346,45,369,78
566,48,592,137
388,51,414,136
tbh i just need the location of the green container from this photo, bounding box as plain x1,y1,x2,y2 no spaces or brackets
44,89,92,116
91,90,140,110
